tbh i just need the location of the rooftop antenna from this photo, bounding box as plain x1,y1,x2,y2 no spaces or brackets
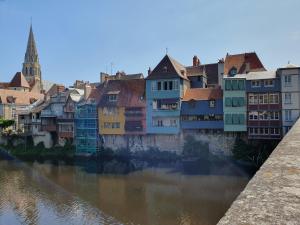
166,47,168,55
110,62,114,75
288,60,290,64
30,16,32,26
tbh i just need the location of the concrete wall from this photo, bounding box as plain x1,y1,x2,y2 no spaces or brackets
218,118,300,225
102,132,236,155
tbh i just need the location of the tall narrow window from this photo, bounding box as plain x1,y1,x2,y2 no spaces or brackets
284,75,292,87
284,93,292,104
157,81,161,90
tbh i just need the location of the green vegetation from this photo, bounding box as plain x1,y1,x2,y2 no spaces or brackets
2,141,75,162
0,118,15,129
232,138,279,168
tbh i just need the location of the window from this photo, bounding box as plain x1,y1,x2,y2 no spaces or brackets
225,98,232,107
164,81,168,90
238,80,245,90
270,128,280,135
152,99,178,110
284,93,292,104
225,114,232,124
259,111,268,120
108,94,117,102
169,81,173,90
157,82,161,90
259,94,268,104
284,75,292,87
269,93,279,104
285,110,292,121
249,94,258,105
251,80,261,88
249,111,258,120
264,79,274,87
170,119,177,127
209,100,216,108
229,67,237,76
270,111,279,120
232,80,238,90
225,80,231,90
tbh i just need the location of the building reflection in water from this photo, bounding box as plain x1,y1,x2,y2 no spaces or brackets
0,159,249,225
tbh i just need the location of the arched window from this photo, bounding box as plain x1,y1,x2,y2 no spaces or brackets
30,67,32,75
25,67,28,75
229,67,237,77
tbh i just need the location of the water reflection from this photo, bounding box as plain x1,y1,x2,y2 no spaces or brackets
0,159,249,225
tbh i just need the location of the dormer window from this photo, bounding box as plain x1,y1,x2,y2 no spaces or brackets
209,99,216,108
229,67,237,77
163,66,168,72
108,94,117,102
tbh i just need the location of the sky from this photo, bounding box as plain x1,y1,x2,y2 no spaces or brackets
0,0,300,86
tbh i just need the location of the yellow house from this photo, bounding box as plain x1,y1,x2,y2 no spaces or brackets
98,106,125,135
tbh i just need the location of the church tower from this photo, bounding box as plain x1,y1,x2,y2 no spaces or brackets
22,25,43,92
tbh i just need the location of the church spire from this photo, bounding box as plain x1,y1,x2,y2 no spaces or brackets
24,24,39,63
22,24,42,92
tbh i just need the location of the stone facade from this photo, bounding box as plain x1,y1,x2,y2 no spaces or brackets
102,132,236,156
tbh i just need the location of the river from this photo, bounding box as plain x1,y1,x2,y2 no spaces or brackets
0,158,250,225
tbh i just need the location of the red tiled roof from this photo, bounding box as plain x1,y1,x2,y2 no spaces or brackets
0,89,44,105
147,55,188,80
98,79,146,108
9,72,30,88
224,52,265,75
182,88,223,101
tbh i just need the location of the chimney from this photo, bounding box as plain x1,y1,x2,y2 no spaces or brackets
148,67,152,75
100,72,109,83
84,84,92,100
193,55,200,67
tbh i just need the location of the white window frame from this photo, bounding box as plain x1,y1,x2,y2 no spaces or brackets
284,93,292,104
251,80,261,88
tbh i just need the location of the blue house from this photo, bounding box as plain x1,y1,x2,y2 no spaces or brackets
181,88,223,131
146,55,190,134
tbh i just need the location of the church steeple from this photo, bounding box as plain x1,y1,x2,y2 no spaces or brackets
22,24,42,92
24,25,39,63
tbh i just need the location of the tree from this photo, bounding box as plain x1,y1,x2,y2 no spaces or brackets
0,118,15,129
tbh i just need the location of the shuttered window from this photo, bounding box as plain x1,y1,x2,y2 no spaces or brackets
225,80,231,90
225,114,232,124
225,98,232,107
238,80,245,90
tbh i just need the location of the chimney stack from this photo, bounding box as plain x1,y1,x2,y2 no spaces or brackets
193,55,200,67
148,67,152,75
84,84,92,100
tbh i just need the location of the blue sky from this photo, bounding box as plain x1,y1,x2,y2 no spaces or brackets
0,0,300,85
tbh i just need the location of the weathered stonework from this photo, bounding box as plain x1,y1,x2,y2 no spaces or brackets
102,132,236,155
218,119,300,225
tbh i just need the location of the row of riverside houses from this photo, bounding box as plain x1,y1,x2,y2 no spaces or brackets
6,51,300,155
70,53,300,155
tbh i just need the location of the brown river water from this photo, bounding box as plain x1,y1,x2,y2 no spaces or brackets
0,159,250,225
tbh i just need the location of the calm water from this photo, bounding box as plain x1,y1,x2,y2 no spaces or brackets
0,159,250,225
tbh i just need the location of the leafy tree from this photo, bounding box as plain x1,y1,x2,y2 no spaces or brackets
0,118,15,129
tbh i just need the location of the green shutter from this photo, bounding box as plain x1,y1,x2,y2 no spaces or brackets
239,97,245,106
232,80,238,90
232,114,239,124
225,114,232,124
225,80,231,90
239,114,245,124
225,97,232,107
238,80,245,90
232,97,238,107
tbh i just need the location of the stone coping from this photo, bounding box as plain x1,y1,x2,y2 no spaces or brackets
218,119,300,225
